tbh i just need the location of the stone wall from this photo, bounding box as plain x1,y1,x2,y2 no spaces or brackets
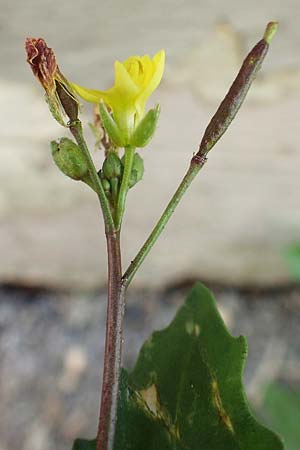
1,0,300,288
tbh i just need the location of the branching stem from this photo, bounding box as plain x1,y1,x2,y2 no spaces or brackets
69,120,115,232
122,155,207,289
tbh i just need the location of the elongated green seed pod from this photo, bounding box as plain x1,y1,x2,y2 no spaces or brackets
196,22,278,160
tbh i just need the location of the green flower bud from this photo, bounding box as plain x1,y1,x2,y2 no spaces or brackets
130,105,160,148
102,152,123,180
102,177,111,195
99,102,125,147
98,170,111,197
121,153,144,188
51,138,88,180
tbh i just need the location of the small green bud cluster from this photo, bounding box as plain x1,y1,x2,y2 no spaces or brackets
100,150,145,204
101,152,123,203
51,138,145,198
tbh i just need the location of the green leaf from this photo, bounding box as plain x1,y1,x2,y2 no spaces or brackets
262,383,300,450
114,368,174,450
115,282,284,450
72,283,284,450
283,244,300,281
71,438,96,450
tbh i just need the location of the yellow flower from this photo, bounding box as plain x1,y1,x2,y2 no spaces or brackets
71,50,165,144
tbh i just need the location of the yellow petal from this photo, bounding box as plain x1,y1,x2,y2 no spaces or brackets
70,82,106,103
135,49,165,118
123,57,141,86
123,55,153,89
138,55,153,89
114,60,140,98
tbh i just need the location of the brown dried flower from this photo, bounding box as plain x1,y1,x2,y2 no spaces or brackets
25,37,78,125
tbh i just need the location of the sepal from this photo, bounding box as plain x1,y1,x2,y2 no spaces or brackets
130,105,160,148
99,102,125,147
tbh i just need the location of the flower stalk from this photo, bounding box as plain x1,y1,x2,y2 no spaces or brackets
25,21,278,450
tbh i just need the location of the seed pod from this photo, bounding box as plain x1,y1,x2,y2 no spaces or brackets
51,137,88,180
196,22,278,160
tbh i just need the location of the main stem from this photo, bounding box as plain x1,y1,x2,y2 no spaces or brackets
69,120,123,450
97,230,125,450
96,144,135,449
97,156,205,449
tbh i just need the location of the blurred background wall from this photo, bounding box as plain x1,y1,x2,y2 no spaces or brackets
1,0,300,289
0,2,300,450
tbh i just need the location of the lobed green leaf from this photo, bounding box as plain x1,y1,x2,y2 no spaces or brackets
72,283,284,450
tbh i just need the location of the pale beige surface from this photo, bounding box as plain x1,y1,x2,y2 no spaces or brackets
1,0,300,288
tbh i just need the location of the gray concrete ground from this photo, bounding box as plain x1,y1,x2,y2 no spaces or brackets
1,0,300,288
0,284,299,450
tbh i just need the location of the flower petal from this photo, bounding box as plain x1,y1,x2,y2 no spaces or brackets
102,61,140,123
70,82,106,103
134,49,165,119
113,60,140,99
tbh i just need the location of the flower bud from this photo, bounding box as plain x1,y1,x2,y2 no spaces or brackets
51,138,88,180
100,174,111,195
130,105,160,148
121,153,144,188
102,152,123,180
